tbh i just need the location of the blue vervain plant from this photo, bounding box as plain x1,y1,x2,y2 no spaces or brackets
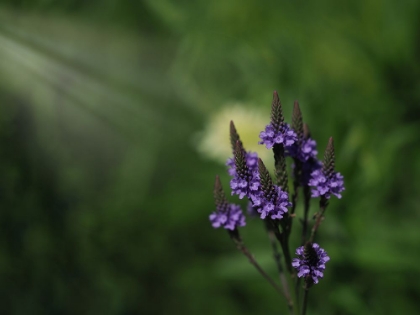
209,91,345,315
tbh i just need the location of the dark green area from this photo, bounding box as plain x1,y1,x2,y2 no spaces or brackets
1,1,420,314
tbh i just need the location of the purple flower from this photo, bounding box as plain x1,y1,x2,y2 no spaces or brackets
229,148,261,200
209,203,246,230
309,169,344,199
288,138,318,162
226,152,258,177
300,158,322,186
250,186,291,220
292,243,330,284
309,137,344,199
259,123,297,149
289,137,322,186
230,170,261,199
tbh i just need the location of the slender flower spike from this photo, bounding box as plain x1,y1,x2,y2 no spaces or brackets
292,101,304,141
210,176,246,230
289,103,316,162
230,141,261,199
292,243,330,285
229,120,243,151
289,123,322,186
226,152,258,177
250,159,291,220
259,91,297,149
288,103,318,163
309,137,344,199
227,121,259,177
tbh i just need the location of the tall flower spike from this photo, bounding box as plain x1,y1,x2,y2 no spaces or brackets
210,176,246,230
292,242,330,286
296,124,322,186
230,141,260,199
214,175,228,210
309,137,344,199
323,137,335,178
292,101,304,141
229,120,243,152
271,91,284,131
249,159,291,220
259,92,297,149
258,158,275,196
273,145,289,192
288,106,319,164
226,121,259,177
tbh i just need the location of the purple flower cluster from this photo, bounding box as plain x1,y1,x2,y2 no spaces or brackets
228,151,261,200
288,138,318,162
226,152,258,177
309,169,344,199
259,124,297,149
209,203,246,230
230,171,260,199
292,243,330,284
250,186,291,220
300,159,322,186
289,137,322,186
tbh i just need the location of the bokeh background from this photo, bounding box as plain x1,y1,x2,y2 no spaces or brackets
1,1,420,314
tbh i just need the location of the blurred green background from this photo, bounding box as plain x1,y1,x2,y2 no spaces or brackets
1,1,420,314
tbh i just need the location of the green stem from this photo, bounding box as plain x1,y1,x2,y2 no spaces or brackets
265,222,294,314
301,288,309,315
309,197,328,243
270,221,293,274
287,176,299,239
301,185,311,245
229,230,285,297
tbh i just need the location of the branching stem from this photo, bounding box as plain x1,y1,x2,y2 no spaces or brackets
229,231,284,298
309,196,328,243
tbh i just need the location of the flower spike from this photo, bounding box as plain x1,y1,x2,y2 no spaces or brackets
259,92,297,149
209,176,246,230
309,137,344,199
292,242,330,286
229,120,243,153
323,137,335,178
292,101,304,141
249,159,291,220
271,91,284,131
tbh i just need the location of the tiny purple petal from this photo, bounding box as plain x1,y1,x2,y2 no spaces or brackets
309,168,345,199
259,123,297,150
210,204,246,230
252,186,291,221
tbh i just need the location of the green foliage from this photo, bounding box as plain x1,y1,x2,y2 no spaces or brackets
1,1,420,314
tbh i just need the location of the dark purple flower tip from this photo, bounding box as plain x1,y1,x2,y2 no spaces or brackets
250,186,291,220
292,243,330,284
230,177,249,199
309,169,345,199
209,204,246,230
259,123,297,149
